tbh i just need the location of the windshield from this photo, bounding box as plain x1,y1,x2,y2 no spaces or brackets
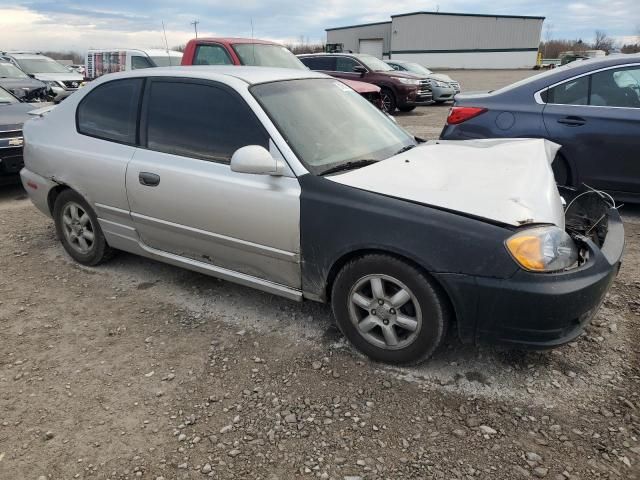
358,55,394,72
251,79,415,174
233,44,306,70
0,87,17,103
403,63,432,75
0,62,29,79
150,55,183,67
15,58,71,74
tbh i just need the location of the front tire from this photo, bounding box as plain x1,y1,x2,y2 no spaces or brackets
380,88,397,113
53,189,113,266
331,254,449,365
398,106,416,112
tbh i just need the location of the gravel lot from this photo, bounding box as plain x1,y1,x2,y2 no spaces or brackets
1,70,639,480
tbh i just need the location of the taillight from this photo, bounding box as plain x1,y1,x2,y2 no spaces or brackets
446,106,487,125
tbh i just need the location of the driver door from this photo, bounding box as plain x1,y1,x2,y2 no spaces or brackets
125,78,301,288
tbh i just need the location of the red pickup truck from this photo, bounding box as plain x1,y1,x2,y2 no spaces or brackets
181,37,382,108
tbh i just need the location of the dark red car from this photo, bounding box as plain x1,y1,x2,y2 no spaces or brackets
298,53,433,113
181,38,382,109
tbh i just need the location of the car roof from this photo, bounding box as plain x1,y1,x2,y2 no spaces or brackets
93,66,327,85
87,48,182,56
298,53,371,57
190,38,282,46
4,53,54,60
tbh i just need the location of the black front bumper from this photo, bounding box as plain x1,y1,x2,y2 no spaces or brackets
436,209,625,347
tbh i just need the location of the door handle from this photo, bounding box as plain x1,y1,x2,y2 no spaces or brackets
557,116,586,126
139,172,160,187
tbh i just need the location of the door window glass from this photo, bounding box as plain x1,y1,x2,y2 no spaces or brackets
335,57,359,73
590,67,640,108
300,56,336,71
131,56,154,69
547,76,589,105
193,44,233,65
145,81,269,163
77,78,143,144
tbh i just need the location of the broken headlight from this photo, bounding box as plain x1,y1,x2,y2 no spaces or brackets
505,226,579,272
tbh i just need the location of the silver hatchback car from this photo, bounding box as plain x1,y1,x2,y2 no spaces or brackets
21,67,623,365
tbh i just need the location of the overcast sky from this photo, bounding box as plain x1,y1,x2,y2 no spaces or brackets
1,0,639,52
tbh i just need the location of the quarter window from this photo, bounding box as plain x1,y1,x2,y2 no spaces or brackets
77,78,143,144
546,76,589,105
193,44,233,65
590,67,640,108
144,81,269,163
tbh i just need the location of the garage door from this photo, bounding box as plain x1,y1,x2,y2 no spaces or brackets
359,39,384,59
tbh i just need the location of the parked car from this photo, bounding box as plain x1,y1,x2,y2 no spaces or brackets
20,67,623,364
0,86,34,184
181,37,382,109
67,64,86,77
298,53,432,113
0,59,50,102
440,54,640,202
0,52,83,102
385,60,460,103
86,49,183,80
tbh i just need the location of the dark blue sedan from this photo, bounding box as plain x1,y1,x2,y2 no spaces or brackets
440,54,640,202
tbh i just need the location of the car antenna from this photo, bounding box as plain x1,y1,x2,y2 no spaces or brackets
251,17,256,64
162,21,172,66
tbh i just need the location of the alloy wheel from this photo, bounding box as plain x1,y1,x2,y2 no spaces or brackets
348,274,422,350
61,202,95,254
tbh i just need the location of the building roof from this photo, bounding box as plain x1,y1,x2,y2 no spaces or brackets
326,11,545,32
390,11,545,20
325,21,392,32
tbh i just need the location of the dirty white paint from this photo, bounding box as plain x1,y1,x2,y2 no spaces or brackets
329,138,564,228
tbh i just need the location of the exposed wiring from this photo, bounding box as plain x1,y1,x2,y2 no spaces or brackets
564,183,616,215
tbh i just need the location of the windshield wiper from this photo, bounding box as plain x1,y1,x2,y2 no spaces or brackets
394,144,417,155
319,159,379,176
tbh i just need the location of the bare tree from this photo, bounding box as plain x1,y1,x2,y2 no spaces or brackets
593,30,614,53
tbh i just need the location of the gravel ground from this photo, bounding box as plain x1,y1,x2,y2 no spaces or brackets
1,70,639,480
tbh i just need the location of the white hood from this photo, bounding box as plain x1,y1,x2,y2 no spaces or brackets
328,139,565,228
33,72,83,82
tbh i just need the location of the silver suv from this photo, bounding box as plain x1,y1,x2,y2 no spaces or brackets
1,52,83,102
20,67,623,364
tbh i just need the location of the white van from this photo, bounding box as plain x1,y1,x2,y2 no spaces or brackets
85,49,183,80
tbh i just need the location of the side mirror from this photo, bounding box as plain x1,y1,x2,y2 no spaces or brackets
353,65,367,77
230,145,281,176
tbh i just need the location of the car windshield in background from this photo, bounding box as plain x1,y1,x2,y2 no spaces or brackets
150,55,183,67
0,87,17,103
403,63,433,75
0,62,29,79
251,78,415,174
358,55,394,72
16,58,71,74
233,44,306,70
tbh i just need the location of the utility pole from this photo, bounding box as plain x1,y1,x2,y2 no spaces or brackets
190,20,200,38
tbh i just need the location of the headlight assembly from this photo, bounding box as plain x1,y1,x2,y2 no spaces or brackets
397,77,420,86
505,226,579,272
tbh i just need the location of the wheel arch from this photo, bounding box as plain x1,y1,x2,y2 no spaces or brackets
47,184,72,214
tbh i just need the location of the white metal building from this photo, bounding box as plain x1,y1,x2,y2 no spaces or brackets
326,11,544,69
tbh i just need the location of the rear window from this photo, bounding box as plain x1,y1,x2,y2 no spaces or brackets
193,44,233,65
77,78,143,144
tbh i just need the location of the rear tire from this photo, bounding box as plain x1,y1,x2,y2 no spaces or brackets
331,254,449,365
380,88,397,113
53,189,114,266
